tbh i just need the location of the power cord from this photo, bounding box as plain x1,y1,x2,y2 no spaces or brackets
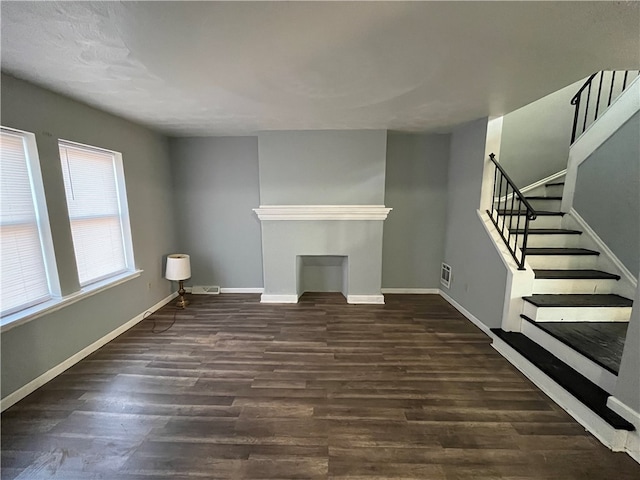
143,305,179,334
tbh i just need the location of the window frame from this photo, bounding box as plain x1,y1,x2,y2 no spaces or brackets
58,139,136,287
0,127,60,317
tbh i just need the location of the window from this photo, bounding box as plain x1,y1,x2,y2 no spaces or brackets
59,141,135,286
1,128,58,316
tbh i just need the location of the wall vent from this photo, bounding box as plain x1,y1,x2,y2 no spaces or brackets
440,263,451,289
191,285,221,295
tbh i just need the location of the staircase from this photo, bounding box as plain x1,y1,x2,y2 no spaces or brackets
489,175,636,447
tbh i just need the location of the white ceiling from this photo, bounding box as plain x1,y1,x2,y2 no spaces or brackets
2,1,639,136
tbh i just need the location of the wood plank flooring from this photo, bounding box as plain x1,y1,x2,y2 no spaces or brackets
2,293,638,479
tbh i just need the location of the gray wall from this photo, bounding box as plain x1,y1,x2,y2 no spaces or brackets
382,132,450,289
573,113,640,278
442,118,508,329
1,74,176,399
169,137,263,288
500,79,585,188
258,130,387,204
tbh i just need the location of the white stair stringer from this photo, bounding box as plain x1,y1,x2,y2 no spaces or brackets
492,336,628,451
522,302,631,322
520,320,618,393
532,278,621,295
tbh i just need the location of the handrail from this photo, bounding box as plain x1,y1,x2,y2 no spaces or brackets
486,153,537,270
570,73,598,106
570,70,639,143
489,154,537,218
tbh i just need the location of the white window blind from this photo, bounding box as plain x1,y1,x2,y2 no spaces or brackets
59,142,132,286
1,129,52,316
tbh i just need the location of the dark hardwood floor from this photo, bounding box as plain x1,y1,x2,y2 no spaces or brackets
2,293,638,479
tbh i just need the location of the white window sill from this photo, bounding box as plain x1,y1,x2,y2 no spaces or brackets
1,270,143,333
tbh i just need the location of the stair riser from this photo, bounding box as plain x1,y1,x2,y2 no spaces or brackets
499,199,562,211
520,235,582,248
545,184,565,196
505,215,563,229
520,321,617,394
522,303,632,322
532,278,620,294
526,255,600,269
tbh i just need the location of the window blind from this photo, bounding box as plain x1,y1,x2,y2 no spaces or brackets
59,143,127,286
1,130,51,315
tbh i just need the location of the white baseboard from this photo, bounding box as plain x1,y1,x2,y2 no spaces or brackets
438,290,494,337
568,208,637,289
185,287,264,294
220,288,264,294
492,336,628,452
260,294,299,303
0,292,178,412
607,397,640,464
380,288,440,294
347,295,385,304
607,396,640,429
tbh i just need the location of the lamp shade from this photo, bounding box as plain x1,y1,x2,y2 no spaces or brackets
165,254,191,281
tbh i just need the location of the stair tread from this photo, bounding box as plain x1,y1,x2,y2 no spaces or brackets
491,328,633,430
524,196,563,200
524,247,599,256
534,269,620,280
520,315,627,375
512,228,582,235
497,210,563,216
522,294,633,308
546,182,565,187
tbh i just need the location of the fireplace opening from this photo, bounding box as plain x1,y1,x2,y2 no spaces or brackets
296,255,348,299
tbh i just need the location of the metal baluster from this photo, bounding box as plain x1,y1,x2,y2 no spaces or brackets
515,198,523,264
499,175,506,237
608,71,616,106
520,214,531,270
509,180,517,251
583,81,592,133
492,163,498,219
622,70,629,90
571,96,581,143
594,71,604,120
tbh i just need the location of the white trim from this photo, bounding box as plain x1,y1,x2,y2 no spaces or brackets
497,169,567,203
1,270,143,332
347,294,385,304
521,320,618,394
220,288,264,294
568,208,637,289
607,396,640,430
260,294,299,303
562,77,640,212
0,291,178,412
492,336,628,451
380,288,439,294
439,290,494,337
253,205,392,221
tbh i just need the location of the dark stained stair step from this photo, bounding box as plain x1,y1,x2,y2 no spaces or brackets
519,315,627,375
512,228,582,235
522,294,633,308
524,196,563,200
524,247,599,256
546,182,565,187
534,269,620,280
491,328,633,431
497,210,564,216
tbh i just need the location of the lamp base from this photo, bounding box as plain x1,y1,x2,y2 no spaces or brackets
176,297,189,308
176,280,189,309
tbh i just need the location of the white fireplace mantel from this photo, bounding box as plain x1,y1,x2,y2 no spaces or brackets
253,205,392,221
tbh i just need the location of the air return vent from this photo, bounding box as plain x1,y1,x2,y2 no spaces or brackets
440,263,451,288
191,285,220,295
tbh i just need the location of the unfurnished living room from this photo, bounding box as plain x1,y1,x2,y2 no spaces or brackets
1,1,639,478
